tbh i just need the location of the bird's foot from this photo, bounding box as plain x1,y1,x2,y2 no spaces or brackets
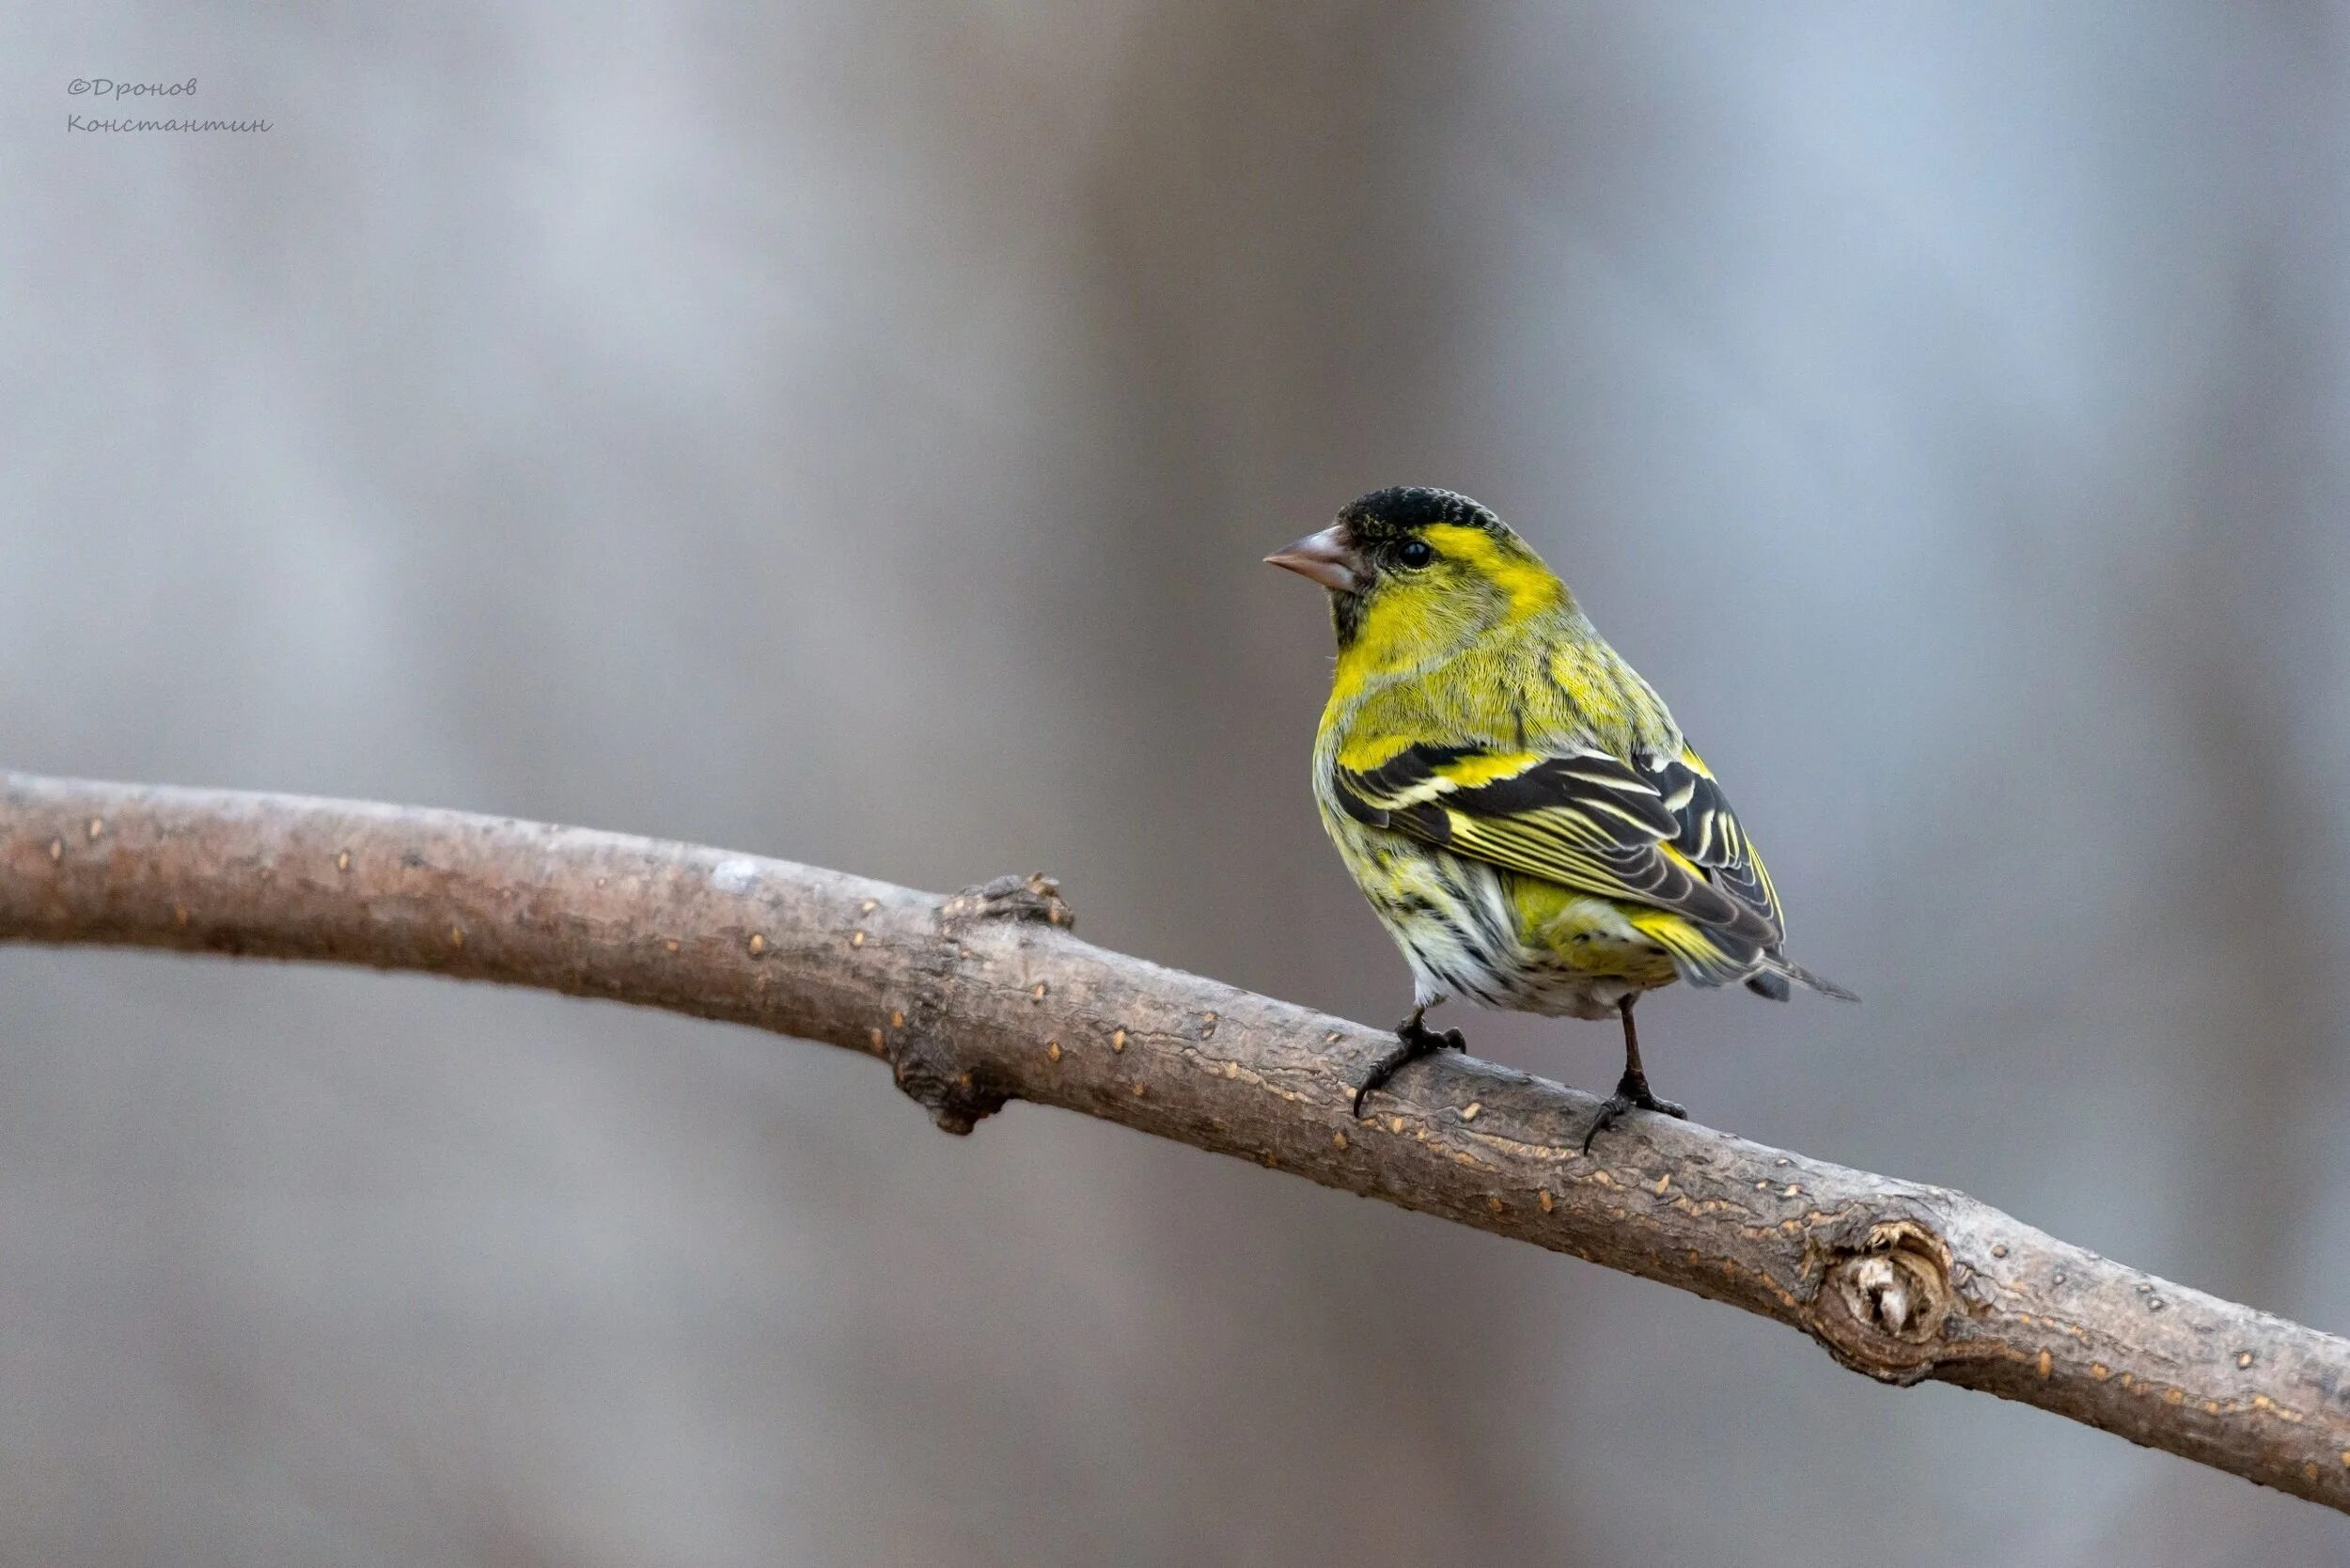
1352,1016,1466,1119
1579,1071,1687,1153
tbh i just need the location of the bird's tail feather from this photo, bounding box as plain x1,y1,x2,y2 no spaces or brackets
1750,950,1858,1002
1628,917,1859,1001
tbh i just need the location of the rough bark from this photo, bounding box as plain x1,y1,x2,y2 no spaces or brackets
4,773,2347,1511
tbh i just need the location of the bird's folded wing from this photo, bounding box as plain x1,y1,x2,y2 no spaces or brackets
1334,740,1785,964
1650,746,1785,938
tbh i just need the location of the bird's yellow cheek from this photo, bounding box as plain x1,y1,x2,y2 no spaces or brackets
1332,574,1492,692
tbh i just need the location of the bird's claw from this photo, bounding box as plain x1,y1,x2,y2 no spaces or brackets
1351,1017,1466,1119
1579,1080,1687,1153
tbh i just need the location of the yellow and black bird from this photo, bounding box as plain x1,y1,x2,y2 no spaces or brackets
1267,486,1852,1143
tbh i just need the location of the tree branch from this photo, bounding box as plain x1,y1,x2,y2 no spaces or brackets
4,773,2347,1510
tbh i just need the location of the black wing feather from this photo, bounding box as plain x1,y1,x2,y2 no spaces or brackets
1335,741,1784,958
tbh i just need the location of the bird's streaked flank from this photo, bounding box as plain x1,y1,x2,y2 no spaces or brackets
1268,486,1853,1139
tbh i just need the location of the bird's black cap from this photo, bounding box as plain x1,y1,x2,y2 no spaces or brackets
1338,486,1503,540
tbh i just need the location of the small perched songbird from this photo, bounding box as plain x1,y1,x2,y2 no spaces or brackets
1267,486,1852,1144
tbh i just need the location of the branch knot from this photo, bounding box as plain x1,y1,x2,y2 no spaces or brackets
939,872,1073,930
887,1036,1007,1137
1808,1217,1956,1385
883,874,1076,1134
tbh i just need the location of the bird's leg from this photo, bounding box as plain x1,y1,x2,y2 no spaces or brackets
1352,1003,1467,1119
1581,996,1688,1152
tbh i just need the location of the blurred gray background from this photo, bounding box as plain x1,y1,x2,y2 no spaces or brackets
7,3,2350,1563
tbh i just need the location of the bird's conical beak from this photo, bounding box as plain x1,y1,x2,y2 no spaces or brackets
1263,525,1361,592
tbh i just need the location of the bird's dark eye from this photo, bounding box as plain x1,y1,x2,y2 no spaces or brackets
1397,540,1434,569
